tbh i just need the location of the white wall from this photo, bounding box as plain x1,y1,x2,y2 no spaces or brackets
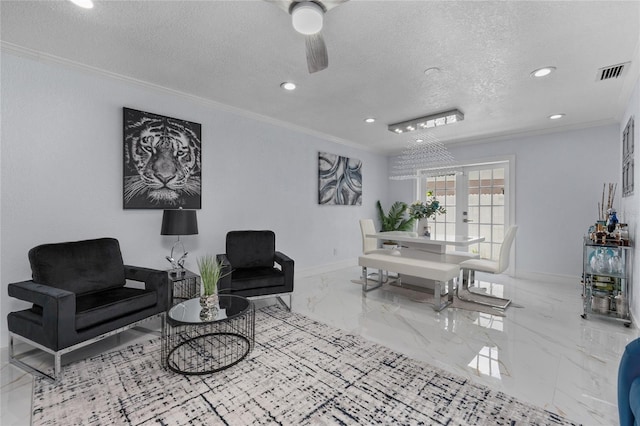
620,76,640,322
389,125,621,279
0,52,389,346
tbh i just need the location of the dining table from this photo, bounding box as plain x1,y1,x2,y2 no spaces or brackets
366,232,484,256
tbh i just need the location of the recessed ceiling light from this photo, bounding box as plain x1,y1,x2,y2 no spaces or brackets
280,82,296,91
549,113,565,120
531,67,556,78
364,118,376,123
69,0,94,9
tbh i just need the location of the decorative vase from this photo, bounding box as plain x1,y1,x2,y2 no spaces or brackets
200,293,219,309
199,293,219,320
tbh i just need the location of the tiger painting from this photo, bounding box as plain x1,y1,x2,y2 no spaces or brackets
123,108,202,209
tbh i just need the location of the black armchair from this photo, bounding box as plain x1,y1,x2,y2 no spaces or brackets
7,238,169,382
217,230,294,310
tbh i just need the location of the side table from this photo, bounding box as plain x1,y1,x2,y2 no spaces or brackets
168,269,200,306
162,295,255,375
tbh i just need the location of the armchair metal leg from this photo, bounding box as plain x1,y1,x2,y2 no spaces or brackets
276,294,292,311
456,269,511,310
9,333,62,383
8,312,165,383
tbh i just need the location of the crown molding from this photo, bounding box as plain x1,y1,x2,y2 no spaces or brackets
0,42,384,155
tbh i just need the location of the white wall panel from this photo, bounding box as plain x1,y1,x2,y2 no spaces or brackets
0,52,389,346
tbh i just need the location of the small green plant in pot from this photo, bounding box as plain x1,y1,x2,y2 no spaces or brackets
197,255,229,309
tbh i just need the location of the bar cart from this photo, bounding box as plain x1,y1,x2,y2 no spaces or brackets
581,237,632,327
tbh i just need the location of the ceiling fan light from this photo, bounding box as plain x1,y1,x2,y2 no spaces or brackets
69,0,94,8
292,2,324,35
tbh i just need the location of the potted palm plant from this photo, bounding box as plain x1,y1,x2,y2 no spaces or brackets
375,200,415,248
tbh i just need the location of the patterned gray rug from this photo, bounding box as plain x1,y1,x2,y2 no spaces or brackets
32,306,578,425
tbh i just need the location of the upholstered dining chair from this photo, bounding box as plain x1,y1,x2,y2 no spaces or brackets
359,219,387,282
360,219,385,255
456,225,518,310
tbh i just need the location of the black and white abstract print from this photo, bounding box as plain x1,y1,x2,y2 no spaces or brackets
318,152,362,205
123,108,202,209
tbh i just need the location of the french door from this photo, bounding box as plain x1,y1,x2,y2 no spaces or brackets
417,161,511,262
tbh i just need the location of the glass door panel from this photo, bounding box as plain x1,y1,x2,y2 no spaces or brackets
418,162,509,261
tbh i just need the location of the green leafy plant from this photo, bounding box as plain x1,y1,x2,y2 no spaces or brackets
375,200,415,232
408,191,446,220
197,255,229,296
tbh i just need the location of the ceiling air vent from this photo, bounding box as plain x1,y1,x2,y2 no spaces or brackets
596,62,630,81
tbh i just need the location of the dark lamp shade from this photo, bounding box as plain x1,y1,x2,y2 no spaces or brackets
161,209,198,235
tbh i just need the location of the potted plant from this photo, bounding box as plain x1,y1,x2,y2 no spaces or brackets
375,200,415,248
408,191,446,236
197,255,229,310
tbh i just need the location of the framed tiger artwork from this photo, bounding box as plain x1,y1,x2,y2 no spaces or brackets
123,108,202,209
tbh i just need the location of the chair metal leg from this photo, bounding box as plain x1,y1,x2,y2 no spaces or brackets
456,269,512,310
363,269,391,284
362,267,384,294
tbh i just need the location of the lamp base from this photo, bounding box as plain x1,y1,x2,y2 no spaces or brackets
169,268,186,278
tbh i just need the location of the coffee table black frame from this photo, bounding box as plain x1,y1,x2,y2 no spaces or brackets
162,294,255,375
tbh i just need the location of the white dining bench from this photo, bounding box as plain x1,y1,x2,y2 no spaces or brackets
358,253,460,311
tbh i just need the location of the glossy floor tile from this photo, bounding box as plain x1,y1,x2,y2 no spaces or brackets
2,266,637,425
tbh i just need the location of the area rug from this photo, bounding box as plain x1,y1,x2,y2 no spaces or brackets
32,306,577,425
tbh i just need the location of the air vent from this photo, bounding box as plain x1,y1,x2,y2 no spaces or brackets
596,62,630,81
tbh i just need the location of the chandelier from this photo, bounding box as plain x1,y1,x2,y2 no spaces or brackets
389,134,460,180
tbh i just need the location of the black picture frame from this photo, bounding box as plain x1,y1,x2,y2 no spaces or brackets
123,108,202,209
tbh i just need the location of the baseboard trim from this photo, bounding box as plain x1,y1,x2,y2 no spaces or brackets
296,258,357,278
516,270,579,286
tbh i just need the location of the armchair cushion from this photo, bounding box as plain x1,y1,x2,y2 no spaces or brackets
230,267,285,292
29,238,126,294
226,230,276,269
75,287,157,330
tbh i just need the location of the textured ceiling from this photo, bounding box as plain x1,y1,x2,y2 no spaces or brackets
1,0,639,153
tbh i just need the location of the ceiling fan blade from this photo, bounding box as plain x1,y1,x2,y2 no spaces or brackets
305,32,328,73
265,0,292,13
266,0,348,13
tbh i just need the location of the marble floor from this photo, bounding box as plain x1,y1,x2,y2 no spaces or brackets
1,266,638,425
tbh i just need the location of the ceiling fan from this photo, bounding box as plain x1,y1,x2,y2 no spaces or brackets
268,0,349,73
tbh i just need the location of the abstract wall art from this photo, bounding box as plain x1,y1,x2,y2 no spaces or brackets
123,108,202,209
318,151,362,205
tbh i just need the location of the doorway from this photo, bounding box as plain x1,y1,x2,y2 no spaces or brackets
416,161,511,261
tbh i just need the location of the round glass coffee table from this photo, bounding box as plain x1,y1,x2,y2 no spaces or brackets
162,294,255,375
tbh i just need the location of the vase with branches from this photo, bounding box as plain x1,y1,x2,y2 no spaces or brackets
407,191,446,236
